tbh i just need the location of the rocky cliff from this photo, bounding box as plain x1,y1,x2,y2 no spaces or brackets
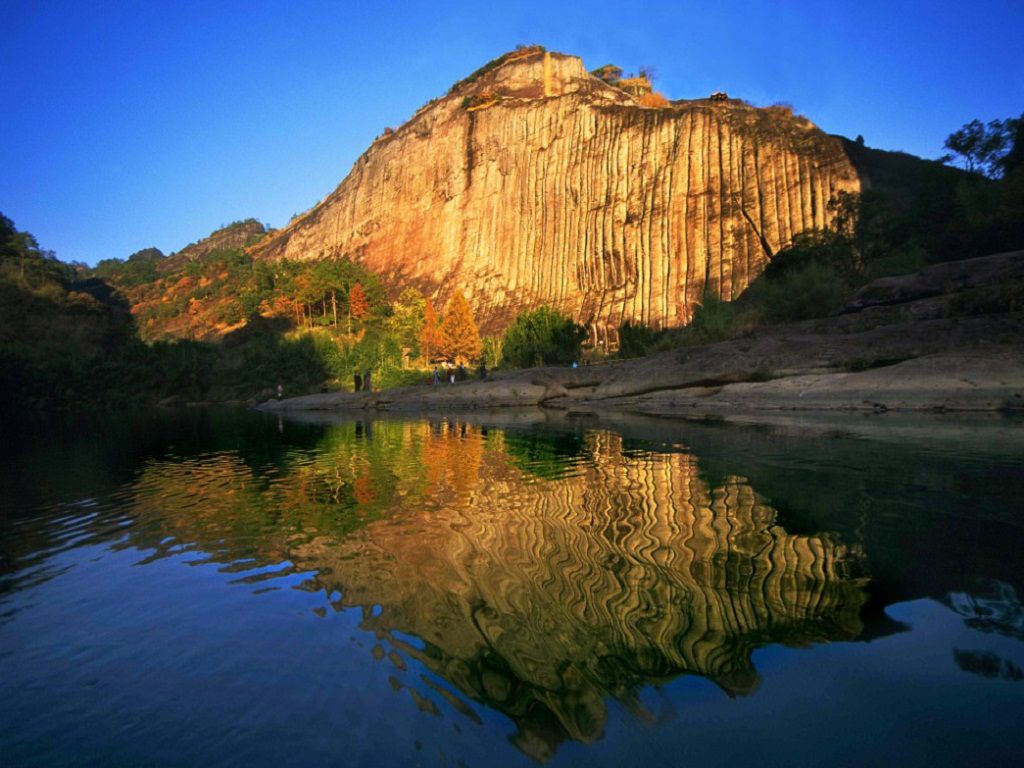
252,48,862,341
160,218,268,274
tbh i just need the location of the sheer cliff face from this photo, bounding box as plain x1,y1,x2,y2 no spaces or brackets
253,50,861,337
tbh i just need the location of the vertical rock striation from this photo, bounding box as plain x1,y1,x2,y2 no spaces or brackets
252,49,861,340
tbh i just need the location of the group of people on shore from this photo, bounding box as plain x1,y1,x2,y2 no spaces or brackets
353,369,373,392
431,361,486,385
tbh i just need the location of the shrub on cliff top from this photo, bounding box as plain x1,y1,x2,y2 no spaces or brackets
639,92,670,108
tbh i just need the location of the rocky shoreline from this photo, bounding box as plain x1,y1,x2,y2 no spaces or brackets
258,251,1024,419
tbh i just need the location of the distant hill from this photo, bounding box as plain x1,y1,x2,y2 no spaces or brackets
1,213,132,356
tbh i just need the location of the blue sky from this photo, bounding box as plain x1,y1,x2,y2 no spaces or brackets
2,0,1022,266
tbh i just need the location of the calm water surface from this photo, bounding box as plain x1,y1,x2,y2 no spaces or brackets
1,408,1022,767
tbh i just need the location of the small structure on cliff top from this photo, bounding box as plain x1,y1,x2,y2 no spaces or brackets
710,91,729,101
617,76,653,97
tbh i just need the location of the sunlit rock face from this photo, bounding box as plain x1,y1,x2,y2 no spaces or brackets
252,49,861,340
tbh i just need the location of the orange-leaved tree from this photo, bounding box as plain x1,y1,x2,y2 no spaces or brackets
440,290,482,363
349,282,370,321
418,298,444,362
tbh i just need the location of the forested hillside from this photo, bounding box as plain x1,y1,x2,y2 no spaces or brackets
0,217,492,411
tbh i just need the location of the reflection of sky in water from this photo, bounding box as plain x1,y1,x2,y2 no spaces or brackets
1,410,1022,767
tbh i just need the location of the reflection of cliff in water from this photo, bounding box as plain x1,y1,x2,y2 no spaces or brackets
19,419,868,761
7,410,1024,762
287,424,868,760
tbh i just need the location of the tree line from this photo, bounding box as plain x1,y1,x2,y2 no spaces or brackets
0,213,589,411
7,110,1016,409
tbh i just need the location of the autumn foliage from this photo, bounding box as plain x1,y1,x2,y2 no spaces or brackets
639,92,669,108
439,290,483,363
349,282,369,320
418,298,444,362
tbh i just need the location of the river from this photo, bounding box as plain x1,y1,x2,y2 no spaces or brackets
1,407,1022,766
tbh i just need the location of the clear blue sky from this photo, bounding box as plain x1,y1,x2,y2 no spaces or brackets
2,0,1022,266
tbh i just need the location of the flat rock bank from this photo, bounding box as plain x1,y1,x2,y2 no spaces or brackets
259,250,1024,418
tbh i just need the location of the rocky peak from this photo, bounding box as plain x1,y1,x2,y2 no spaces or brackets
251,49,863,342
178,219,267,260
453,48,650,109
161,219,267,274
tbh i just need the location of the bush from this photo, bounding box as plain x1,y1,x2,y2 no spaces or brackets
746,260,848,323
762,230,857,282
310,330,353,380
730,228,856,327
864,245,928,280
685,294,745,345
212,299,246,325
618,321,660,358
638,92,669,108
501,306,586,368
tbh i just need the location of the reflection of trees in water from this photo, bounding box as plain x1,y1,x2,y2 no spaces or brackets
952,649,1024,682
117,421,437,564
501,428,588,479
18,420,867,761
297,430,868,760
945,580,1024,640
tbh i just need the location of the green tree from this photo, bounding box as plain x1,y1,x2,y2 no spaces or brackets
944,117,1019,179
293,272,320,327
501,306,586,368
388,287,425,357
481,336,503,368
312,260,343,326
618,321,660,358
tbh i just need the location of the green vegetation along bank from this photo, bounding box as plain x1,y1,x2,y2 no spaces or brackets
2,113,1021,414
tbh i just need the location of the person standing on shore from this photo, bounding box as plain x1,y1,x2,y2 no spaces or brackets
354,371,362,392
432,367,440,385
363,369,371,392
276,383,283,401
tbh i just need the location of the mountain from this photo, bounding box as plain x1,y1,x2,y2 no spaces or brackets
251,47,864,341
158,218,268,274
99,220,270,341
